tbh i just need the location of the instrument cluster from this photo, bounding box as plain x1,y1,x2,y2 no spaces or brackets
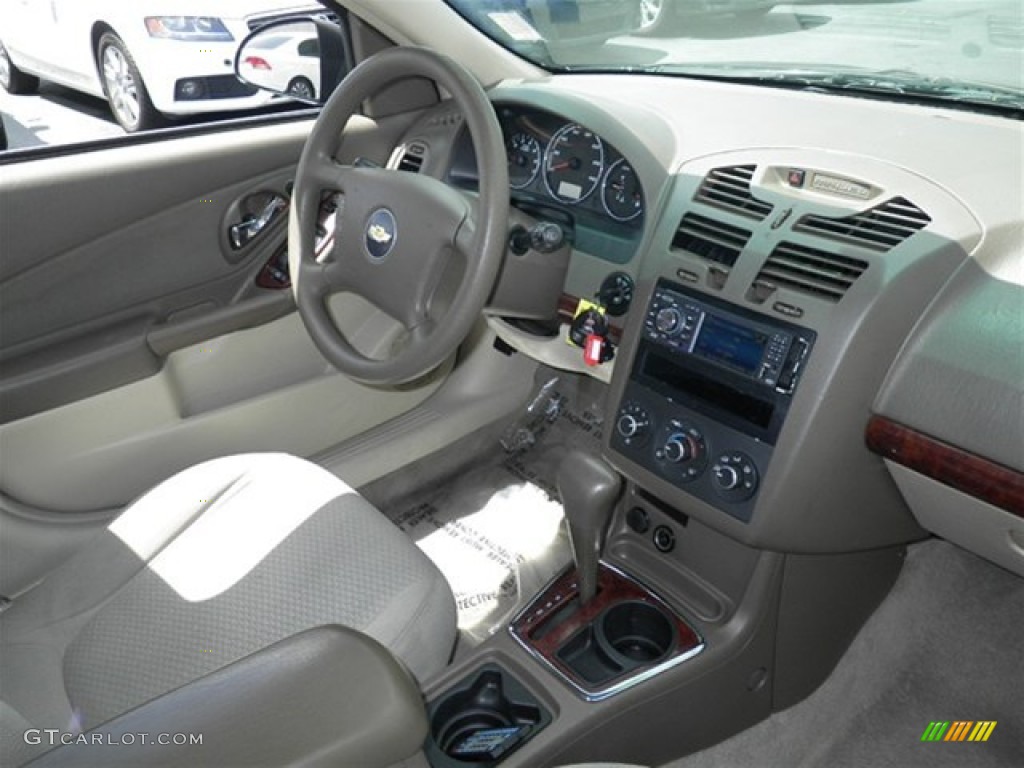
499,105,645,227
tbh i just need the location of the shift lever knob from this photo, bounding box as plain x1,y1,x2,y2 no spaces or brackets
558,451,622,605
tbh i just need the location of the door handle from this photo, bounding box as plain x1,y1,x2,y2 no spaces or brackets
229,194,287,250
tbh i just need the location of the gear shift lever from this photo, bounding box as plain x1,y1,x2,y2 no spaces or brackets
557,451,622,605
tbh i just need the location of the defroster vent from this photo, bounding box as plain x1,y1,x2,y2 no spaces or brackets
795,197,930,252
695,165,774,220
753,242,868,303
672,213,752,268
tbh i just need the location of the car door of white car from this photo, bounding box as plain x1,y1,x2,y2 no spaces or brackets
8,0,89,89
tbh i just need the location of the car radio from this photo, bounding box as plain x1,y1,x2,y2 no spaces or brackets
642,283,810,395
610,280,816,521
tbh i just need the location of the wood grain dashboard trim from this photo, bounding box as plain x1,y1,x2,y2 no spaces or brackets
866,415,1024,518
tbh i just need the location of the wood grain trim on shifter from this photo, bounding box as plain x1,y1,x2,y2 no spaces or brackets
866,415,1024,518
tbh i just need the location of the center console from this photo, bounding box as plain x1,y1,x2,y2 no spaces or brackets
610,279,815,521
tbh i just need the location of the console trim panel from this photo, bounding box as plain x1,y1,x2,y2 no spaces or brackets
508,562,705,702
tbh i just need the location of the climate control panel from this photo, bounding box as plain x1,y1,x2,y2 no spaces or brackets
611,389,773,522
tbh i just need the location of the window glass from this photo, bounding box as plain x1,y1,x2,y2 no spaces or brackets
0,1,338,152
445,0,1023,116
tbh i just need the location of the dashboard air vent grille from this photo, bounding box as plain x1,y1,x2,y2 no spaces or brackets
695,165,773,221
672,213,752,267
397,142,427,173
755,242,869,302
794,197,930,252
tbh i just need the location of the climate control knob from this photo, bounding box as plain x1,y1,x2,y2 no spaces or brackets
711,451,759,502
663,433,697,464
655,420,707,482
712,464,741,491
615,402,651,447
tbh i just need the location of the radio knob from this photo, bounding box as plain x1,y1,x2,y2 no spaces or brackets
654,307,683,335
663,433,697,464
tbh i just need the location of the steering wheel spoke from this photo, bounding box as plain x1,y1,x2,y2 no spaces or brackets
289,47,508,386
307,154,352,191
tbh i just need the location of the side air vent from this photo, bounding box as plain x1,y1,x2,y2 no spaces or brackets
754,242,869,303
695,165,774,221
672,212,752,268
396,142,427,173
794,197,930,252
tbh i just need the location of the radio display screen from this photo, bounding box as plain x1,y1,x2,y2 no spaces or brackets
693,314,767,376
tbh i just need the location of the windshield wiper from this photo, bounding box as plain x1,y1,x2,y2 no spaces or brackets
779,69,1024,112
650,63,1024,116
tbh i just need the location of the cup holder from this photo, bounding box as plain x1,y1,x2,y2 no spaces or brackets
427,665,551,766
554,599,678,688
601,601,675,664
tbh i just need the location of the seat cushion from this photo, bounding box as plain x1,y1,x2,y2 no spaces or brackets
1,454,456,740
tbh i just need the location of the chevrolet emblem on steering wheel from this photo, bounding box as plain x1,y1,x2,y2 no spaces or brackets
365,208,397,261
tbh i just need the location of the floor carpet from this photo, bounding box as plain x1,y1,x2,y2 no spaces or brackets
663,538,1024,768
365,370,606,647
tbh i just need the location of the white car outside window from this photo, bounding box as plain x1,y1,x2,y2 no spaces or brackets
0,0,325,132
237,25,322,102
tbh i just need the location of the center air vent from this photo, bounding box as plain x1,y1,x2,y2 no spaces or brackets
396,142,427,173
695,165,774,221
795,197,930,252
753,242,868,303
672,212,752,267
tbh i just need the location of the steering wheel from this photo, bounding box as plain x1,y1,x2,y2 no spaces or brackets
288,46,509,386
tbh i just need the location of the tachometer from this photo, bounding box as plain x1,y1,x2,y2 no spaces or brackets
601,159,644,222
507,131,542,190
543,123,605,204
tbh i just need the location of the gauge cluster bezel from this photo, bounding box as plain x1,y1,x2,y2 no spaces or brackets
495,104,646,230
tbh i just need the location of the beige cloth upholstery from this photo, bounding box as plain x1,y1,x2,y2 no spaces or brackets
0,453,457,766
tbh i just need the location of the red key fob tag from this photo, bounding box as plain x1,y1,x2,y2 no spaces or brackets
584,334,604,366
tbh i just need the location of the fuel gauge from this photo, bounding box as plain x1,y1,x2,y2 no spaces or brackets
507,132,542,190
601,159,644,222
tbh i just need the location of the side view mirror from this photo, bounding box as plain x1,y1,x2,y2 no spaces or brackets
234,18,349,106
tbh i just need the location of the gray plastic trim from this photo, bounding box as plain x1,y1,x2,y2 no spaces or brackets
887,462,1024,578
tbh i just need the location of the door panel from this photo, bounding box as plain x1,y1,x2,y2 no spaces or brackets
0,113,445,593
0,305,446,513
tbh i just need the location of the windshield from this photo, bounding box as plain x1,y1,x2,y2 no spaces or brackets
444,1,1023,113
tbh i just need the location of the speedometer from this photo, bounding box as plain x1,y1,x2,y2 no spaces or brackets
543,123,605,204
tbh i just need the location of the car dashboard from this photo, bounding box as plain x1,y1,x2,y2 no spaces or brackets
388,70,1022,576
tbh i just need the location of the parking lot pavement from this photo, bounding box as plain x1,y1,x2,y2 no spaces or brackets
0,82,123,150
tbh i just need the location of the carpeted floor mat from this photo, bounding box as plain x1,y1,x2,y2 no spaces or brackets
663,538,1024,768
374,371,607,647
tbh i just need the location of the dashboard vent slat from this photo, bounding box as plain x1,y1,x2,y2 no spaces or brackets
695,165,774,221
755,242,869,303
397,142,427,173
672,212,752,267
795,196,930,252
